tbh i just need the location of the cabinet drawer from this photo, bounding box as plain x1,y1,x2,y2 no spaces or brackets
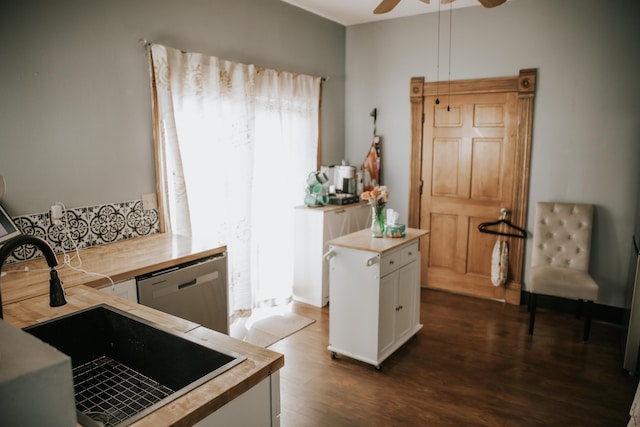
400,241,419,266
380,250,401,277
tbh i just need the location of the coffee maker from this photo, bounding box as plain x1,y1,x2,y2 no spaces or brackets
323,163,360,205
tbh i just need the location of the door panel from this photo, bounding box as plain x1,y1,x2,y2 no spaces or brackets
471,139,503,200
432,138,463,197
474,103,505,127
428,213,457,269
467,216,499,277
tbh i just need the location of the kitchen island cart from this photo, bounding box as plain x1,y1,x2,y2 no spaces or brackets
326,228,429,369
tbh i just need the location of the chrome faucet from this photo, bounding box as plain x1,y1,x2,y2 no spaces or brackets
0,234,66,319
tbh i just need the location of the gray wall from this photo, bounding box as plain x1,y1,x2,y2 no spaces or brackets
345,0,640,307
0,0,345,214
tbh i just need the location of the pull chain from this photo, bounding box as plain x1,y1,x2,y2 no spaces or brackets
435,0,441,105
447,0,453,112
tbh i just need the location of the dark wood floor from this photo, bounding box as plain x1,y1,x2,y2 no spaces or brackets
268,288,639,426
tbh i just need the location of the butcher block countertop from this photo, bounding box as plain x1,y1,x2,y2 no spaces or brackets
0,233,227,305
327,228,429,254
1,233,284,426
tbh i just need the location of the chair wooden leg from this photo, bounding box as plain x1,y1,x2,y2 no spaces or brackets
583,300,593,341
529,293,537,335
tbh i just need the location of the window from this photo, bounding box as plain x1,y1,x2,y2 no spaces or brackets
150,44,321,313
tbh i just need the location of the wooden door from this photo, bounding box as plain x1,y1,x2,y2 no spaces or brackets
408,70,536,304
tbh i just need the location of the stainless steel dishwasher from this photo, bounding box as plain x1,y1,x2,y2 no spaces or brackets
136,253,229,334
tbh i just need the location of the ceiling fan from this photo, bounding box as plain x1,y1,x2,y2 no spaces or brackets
374,0,506,14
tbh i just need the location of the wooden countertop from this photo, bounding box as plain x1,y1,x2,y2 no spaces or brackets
4,286,284,427
1,233,226,306
327,228,429,254
1,232,284,426
294,200,369,212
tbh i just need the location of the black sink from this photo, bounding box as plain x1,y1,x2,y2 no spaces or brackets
24,304,245,426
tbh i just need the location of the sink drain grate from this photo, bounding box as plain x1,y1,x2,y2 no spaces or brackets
73,356,175,426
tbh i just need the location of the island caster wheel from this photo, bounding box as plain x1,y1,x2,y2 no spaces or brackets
331,351,337,359
375,364,382,371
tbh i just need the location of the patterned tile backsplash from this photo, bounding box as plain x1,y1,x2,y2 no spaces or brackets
7,200,160,263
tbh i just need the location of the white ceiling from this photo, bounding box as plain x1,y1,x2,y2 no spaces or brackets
280,0,494,26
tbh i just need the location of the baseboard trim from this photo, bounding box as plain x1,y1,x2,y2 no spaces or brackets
521,291,624,325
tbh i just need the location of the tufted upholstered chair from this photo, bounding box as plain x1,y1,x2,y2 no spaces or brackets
528,202,599,340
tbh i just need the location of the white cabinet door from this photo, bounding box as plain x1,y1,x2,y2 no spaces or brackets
324,208,350,242
293,203,371,307
321,209,350,306
98,278,138,303
195,372,280,427
293,208,324,307
349,204,372,232
396,261,418,340
378,260,417,356
378,270,398,355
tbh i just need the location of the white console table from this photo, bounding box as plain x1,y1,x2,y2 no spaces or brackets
326,228,429,369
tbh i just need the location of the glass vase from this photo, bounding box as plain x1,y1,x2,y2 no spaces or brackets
371,203,385,238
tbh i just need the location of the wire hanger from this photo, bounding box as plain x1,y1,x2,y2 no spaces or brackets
478,208,527,239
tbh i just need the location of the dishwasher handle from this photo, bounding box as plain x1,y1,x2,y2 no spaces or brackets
147,271,220,299
178,279,197,290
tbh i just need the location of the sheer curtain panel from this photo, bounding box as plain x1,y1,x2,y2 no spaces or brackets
149,44,320,315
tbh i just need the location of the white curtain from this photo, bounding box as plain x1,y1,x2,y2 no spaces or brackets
150,44,320,314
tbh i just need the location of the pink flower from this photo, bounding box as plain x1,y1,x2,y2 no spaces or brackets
361,186,388,206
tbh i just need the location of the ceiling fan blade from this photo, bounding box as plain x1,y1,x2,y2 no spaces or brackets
374,0,402,14
418,0,431,4
478,0,507,7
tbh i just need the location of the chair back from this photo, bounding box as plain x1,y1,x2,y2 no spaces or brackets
531,202,594,272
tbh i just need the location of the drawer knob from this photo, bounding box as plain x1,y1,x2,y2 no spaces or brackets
389,260,394,265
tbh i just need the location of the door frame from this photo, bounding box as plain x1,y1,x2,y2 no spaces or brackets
408,69,536,304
